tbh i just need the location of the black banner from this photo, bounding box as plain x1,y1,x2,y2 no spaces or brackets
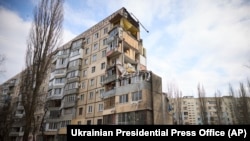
67,125,250,139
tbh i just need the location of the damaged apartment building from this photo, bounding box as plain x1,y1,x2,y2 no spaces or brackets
0,7,171,141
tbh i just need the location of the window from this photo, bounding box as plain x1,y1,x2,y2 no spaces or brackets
100,75,105,83
93,43,98,50
94,32,99,39
70,49,80,56
91,66,95,73
90,79,95,86
99,89,104,98
79,107,83,115
92,54,97,62
81,81,85,89
59,58,66,65
68,59,80,67
86,38,90,44
67,70,77,78
54,88,62,95
49,110,60,118
64,95,75,102
132,91,142,101
84,59,88,65
104,97,115,109
119,94,128,103
77,121,81,125
66,82,78,90
103,38,107,46
60,120,71,128
48,122,57,130
87,105,93,113
72,39,82,49
89,92,94,99
80,94,84,101
103,27,108,34
82,70,87,77
97,119,102,125
98,103,103,112
55,78,65,84
101,62,105,70
87,120,91,125
102,50,106,57
85,48,89,54
118,111,146,125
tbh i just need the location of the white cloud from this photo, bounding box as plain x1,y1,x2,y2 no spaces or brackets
0,6,31,84
148,0,250,96
0,5,77,84
62,29,77,45
1,0,249,98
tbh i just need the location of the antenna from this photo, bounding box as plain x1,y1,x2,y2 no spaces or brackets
130,12,149,33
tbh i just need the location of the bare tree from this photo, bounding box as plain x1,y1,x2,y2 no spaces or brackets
167,83,183,124
238,82,250,124
197,83,208,124
214,90,223,124
19,0,63,140
228,83,241,124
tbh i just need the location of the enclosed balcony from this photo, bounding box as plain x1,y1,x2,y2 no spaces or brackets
106,44,122,58
64,88,79,95
103,89,116,98
102,74,116,85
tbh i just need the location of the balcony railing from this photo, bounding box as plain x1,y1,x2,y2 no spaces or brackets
102,74,116,84
9,131,24,136
103,89,116,98
64,88,79,95
106,45,122,58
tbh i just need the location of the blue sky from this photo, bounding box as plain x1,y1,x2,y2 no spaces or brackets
0,0,250,97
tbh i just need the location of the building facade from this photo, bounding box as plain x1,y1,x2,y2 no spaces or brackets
171,96,250,125
0,7,171,141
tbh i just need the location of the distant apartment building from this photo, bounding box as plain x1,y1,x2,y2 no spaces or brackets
0,7,171,141
171,96,250,125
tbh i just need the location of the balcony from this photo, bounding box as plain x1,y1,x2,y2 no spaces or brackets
67,65,81,72
15,113,24,118
62,101,75,108
103,74,116,84
17,105,24,110
8,82,15,87
64,88,79,95
9,131,24,136
102,107,116,115
123,31,139,50
106,45,122,58
67,77,80,83
47,94,63,100
103,89,116,98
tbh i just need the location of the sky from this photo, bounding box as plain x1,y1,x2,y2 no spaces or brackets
0,0,250,97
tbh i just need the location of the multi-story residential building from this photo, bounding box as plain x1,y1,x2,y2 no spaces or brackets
0,7,171,141
171,96,250,125
43,7,169,141
0,74,24,141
